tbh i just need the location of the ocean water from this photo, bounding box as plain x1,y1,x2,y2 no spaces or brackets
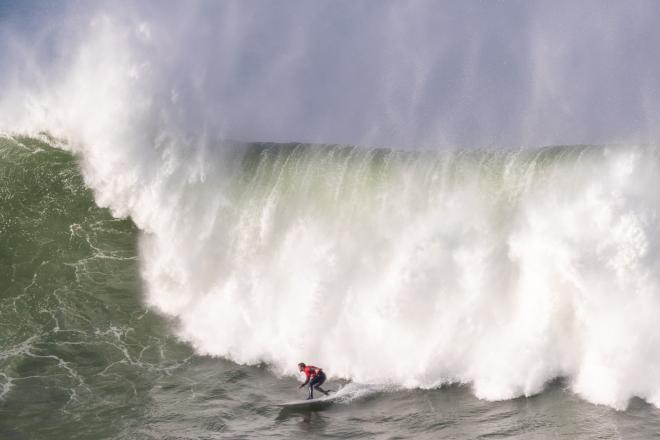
3,134,660,439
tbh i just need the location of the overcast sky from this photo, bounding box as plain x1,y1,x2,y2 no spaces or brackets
2,0,660,149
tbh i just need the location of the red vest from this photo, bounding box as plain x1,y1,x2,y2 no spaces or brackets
303,365,321,378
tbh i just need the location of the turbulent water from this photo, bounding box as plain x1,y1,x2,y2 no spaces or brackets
3,133,660,438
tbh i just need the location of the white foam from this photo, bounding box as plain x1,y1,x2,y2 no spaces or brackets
135,141,660,411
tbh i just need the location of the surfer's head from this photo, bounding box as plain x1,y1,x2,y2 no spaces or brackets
298,362,305,371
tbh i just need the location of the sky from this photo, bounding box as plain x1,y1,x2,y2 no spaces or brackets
2,0,660,149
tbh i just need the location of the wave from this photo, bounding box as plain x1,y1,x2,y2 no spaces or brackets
134,141,660,411
4,132,660,410
3,6,660,412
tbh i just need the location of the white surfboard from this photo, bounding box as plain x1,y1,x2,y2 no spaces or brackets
277,393,338,408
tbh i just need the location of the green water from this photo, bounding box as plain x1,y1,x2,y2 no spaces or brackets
0,136,191,438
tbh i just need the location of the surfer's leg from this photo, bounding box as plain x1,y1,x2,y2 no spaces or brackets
312,372,329,395
314,385,329,396
308,373,326,399
308,376,318,399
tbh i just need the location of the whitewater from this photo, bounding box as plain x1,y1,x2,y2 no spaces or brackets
107,134,660,409
4,2,660,438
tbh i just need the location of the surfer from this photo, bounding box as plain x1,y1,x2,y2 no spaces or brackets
298,362,330,399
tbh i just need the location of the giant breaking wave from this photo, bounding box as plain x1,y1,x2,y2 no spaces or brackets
111,141,660,410
2,11,660,411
